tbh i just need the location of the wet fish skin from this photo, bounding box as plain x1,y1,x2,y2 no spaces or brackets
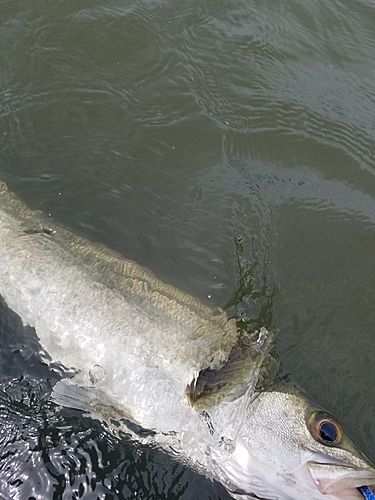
0,181,239,389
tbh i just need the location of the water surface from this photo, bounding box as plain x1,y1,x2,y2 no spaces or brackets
1,0,375,498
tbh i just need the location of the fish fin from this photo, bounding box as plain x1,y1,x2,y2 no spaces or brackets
51,379,136,424
51,380,99,410
186,327,277,410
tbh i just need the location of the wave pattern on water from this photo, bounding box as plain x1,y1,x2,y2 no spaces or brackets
1,0,375,497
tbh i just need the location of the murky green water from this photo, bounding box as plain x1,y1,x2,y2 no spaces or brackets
1,0,375,498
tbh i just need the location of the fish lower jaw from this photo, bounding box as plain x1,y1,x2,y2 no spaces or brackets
328,488,375,500
334,486,375,500
330,489,365,500
307,461,375,499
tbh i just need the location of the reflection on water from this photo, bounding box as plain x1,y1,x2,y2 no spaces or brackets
1,0,375,497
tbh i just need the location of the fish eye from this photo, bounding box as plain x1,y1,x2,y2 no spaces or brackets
308,412,343,446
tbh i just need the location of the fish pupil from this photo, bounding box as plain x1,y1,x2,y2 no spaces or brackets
320,421,337,442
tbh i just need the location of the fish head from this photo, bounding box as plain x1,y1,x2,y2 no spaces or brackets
220,390,375,500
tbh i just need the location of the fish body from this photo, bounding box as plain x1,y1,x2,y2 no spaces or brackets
0,181,374,500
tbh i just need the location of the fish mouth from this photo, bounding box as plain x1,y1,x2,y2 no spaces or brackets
307,461,375,499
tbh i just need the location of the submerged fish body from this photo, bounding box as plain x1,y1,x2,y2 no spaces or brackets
0,181,374,500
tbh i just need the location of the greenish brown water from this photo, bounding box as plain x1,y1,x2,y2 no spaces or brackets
1,0,375,498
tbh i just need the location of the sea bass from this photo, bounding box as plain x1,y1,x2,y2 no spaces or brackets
0,181,374,500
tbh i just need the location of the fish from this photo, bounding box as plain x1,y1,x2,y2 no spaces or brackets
0,180,374,500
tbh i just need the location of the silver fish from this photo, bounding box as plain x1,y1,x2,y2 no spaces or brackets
0,181,374,500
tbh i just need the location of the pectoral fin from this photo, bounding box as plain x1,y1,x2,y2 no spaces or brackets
51,379,135,424
186,327,276,410
51,380,98,410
